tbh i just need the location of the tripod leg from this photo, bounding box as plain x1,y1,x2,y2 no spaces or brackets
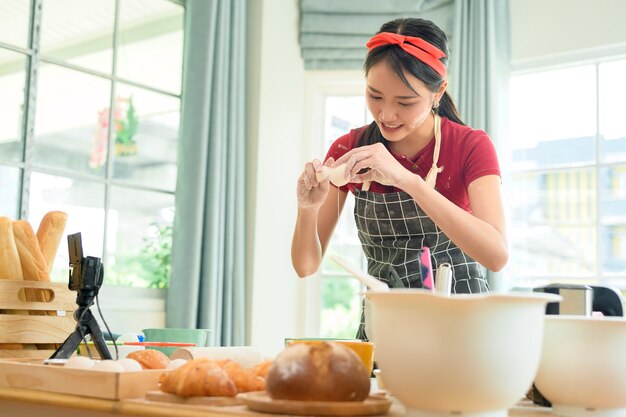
84,311,113,360
49,330,85,359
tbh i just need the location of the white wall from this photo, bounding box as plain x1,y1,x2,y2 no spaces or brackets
246,0,307,358
510,0,626,67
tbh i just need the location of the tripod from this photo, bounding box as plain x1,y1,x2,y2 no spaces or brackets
50,255,113,360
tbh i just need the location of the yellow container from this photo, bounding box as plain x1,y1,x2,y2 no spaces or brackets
285,338,375,374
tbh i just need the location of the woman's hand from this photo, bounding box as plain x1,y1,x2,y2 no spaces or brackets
333,143,410,189
297,157,334,209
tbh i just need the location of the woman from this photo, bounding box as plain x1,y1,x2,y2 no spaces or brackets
291,18,508,339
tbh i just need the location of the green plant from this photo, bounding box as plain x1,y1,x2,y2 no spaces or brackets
140,221,173,288
115,96,138,145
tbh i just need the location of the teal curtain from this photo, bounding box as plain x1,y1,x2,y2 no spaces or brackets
167,0,247,346
300,0,454,70
449,0,511,289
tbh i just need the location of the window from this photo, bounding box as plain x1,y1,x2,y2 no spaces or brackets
506,58,626,289
0,0,184,288
304,73,372,339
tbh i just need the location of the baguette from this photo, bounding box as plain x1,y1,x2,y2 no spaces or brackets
36,211,68,273
13,219,59,353
0,217,26,349
0,217,24,280
13,220,51,284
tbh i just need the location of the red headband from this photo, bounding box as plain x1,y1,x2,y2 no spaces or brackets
366,32,447,78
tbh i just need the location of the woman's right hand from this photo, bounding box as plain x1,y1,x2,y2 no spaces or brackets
297,157,334,209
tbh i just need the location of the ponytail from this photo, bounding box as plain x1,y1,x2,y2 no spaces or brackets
436,91,464,125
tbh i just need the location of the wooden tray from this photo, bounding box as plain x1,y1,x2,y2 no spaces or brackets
0,358,169,399
144,390,242,406
238,392,392,416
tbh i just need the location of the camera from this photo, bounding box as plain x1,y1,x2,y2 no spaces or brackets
68,233,103,294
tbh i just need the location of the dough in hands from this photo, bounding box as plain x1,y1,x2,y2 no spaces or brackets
315,163,349,187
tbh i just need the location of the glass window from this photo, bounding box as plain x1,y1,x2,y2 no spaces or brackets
0,166,21,218
1,1,184,290
600,164,626,281
32,64,112,176
40,0,115,74
106,186,174,288
112,83,180,191
117,0,184,94
0,48,27,163
318,95,369,339
599,59,626,163
508,59,626,290
508,66,596,170
507,169,596,287
28,172,106,282
0,1,30,49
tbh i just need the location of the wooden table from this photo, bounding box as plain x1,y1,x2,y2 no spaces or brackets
0,385,553,417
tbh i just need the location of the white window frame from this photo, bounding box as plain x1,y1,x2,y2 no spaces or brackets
298,70,365,337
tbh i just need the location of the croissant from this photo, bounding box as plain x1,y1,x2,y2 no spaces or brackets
160,358,237,397
218,359,266,393
251,359,273,378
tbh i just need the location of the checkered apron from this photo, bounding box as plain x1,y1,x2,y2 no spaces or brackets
354,115,489,341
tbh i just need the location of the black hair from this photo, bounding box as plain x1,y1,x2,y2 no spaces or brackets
359,18,463,147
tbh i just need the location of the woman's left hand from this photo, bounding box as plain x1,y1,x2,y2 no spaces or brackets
333,142,410,189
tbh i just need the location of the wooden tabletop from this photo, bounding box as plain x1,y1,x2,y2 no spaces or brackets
0,385,553,417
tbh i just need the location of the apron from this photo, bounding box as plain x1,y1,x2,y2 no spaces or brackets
355,114,489,341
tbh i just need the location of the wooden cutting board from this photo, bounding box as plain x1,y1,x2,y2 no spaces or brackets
145,390,242,406
237,392,392,416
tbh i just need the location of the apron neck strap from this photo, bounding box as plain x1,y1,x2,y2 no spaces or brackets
424,113,443,188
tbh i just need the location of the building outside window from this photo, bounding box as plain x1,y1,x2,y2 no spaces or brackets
0,0,185,288
506,58,626,290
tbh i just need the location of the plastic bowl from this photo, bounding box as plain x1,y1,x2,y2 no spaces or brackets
285,338,375,374
366,289,559,417
535,315,626,417
142,328,209,357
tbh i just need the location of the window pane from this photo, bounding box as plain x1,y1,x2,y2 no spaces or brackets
118,0,184,94
28,172,106,282
599,59,626,163
507,169,597,286
0,1,30,49
600,164,626,280
508,66,596,169
0,49,27,163
324,96,366,149
319,96,368,337
319,276,362,339
0,165,21,218
33,64,111,176
40,0,115,74
112,83,179,191
106,186,174,288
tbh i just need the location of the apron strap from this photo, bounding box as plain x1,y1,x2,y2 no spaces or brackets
424,113,443,189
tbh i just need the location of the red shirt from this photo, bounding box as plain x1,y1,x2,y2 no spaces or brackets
323,117,501,212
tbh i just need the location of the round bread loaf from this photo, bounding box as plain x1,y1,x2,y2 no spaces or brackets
266,341,370,402
126,349,170,369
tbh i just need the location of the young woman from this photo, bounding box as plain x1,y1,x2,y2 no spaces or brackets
291,18,508,339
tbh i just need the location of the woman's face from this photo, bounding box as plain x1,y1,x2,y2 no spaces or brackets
366,60,441,144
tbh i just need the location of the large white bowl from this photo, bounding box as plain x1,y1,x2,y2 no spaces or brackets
366,290,559,417
535,315,626,417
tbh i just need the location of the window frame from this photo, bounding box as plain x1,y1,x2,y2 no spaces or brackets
0,0,185,287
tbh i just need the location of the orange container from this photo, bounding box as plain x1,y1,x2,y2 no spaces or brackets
285,338,375,374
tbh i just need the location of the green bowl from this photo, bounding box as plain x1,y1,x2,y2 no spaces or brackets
142,328,210,357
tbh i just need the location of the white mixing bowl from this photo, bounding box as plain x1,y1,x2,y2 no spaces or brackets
535,315,626,417
366,289,559,417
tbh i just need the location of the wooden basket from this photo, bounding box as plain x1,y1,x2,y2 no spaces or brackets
0,280,76,358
